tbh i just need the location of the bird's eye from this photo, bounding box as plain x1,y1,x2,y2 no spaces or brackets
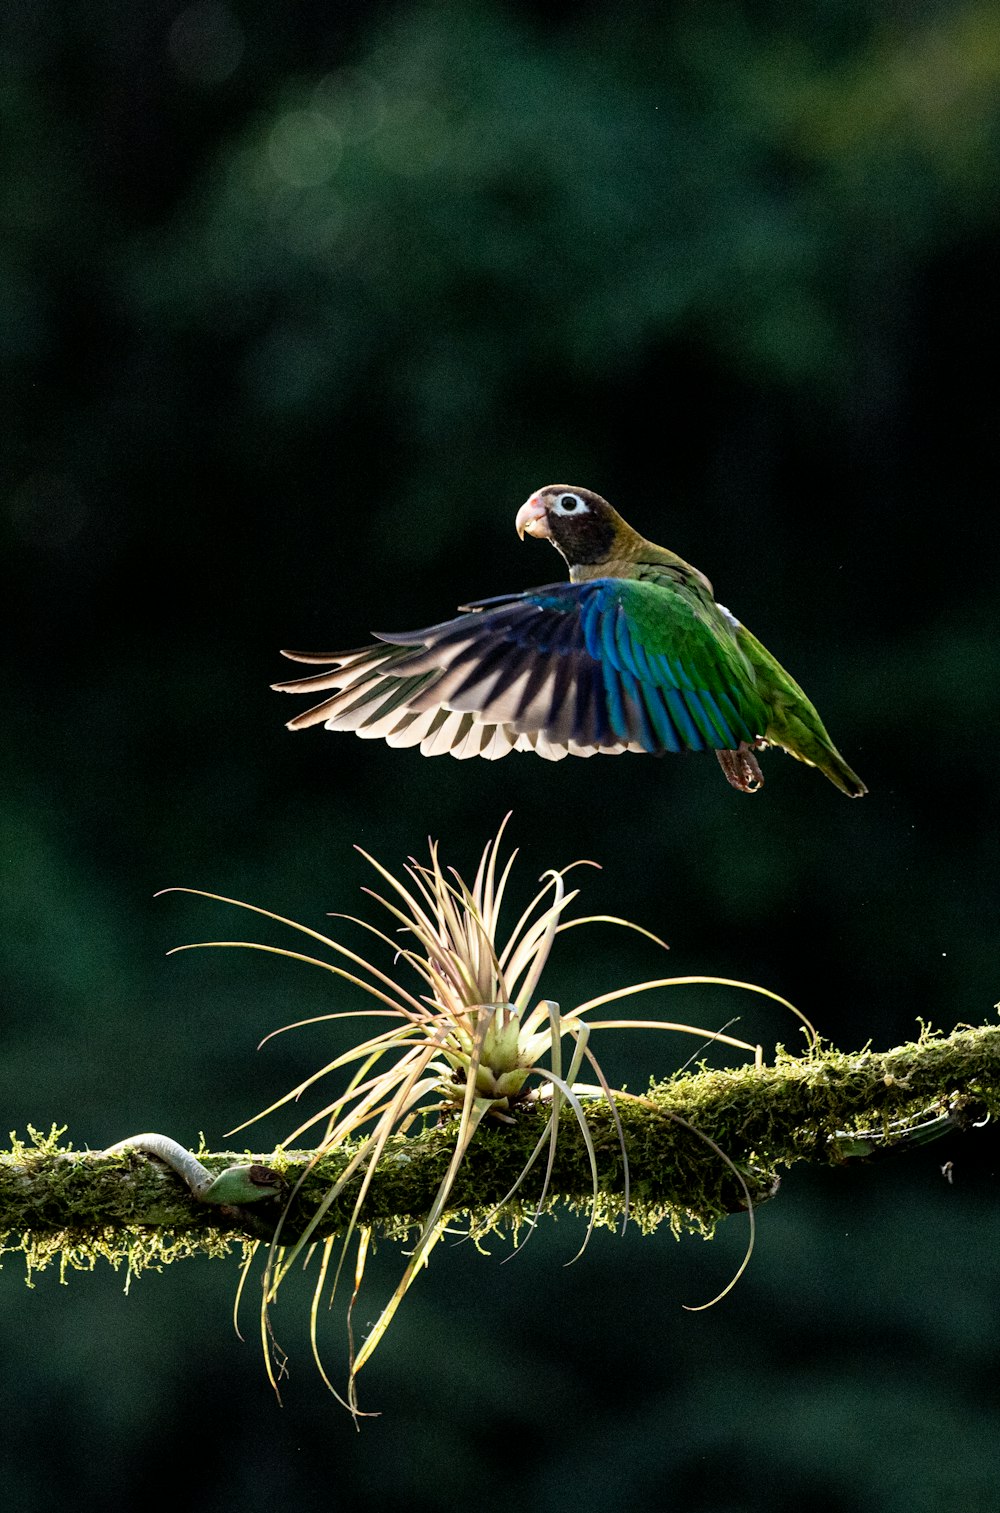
554,492,585,514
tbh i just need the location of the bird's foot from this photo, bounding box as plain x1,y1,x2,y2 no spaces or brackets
716,743,765,793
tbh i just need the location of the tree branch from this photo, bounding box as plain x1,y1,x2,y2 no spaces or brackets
3,1024,997,1278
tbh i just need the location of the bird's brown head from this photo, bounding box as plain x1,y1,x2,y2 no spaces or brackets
515,485,624,567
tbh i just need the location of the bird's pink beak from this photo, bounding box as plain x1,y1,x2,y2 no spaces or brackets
515,494,551,541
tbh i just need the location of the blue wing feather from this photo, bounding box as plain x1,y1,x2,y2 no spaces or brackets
641,684,682,754
664,687,705,750
700,689,738,747
375,578,764,755
602,662,631,745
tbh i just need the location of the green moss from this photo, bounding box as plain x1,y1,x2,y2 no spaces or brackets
3,1024,998,1285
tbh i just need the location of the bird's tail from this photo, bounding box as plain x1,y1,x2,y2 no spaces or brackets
812,746,868,798
764,704,867,797
734,624,867,798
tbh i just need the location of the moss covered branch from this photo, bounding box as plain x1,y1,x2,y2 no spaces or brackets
2,1023,997,1279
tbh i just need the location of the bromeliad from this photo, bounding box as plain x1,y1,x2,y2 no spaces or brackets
274,486,866,796
162,818,810,1411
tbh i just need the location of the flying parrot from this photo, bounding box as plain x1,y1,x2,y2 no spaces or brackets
273,486,866,795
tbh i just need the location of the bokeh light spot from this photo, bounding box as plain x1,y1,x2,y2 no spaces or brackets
312,67,389,141
268,110,344,188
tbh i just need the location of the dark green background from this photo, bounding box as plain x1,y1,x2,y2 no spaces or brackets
3,2,999,1508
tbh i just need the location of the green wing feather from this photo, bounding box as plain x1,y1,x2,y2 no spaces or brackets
274,577,770,762
581,578,769,752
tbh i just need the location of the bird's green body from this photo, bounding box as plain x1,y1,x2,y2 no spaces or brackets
275,485,866,796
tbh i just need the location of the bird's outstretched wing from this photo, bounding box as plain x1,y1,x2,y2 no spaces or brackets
273,579,768,763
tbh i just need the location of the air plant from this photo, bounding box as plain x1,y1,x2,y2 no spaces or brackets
164,816,809,1414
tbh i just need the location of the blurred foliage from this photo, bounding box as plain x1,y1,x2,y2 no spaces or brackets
3,0,1000,1508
